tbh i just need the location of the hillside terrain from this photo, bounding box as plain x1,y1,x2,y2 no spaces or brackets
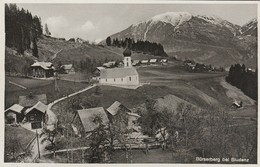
6,35,167,75
109,12,257,68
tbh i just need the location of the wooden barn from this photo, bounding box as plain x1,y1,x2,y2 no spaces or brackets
5,104,25,124
24,101,47,123
31,61,54,78
107,101,140,131
73,107,109,136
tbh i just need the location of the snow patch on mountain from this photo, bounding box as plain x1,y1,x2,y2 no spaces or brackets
196,15,224,25
149,12,192,27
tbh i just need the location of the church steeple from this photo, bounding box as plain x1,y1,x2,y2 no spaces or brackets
123,48,132,68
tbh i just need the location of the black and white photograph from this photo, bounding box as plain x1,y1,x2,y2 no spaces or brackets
2,0,259,164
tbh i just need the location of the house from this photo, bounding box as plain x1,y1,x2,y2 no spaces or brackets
232,100,243,108
31,61,54,78
103,61,116,68
62,64,75,74
132,60,140,66
99,49,139,86
149,59,157,64
107,101,140,131
247,68,256,73
23,101,47,124
19,93,47,108
74,107,109,135
160,59,168,64
5,104,24,124
93,66,105,76
141,60,149,65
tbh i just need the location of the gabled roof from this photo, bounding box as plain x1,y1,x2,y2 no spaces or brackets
77,107,109,132
96,66,105,71
19,94,47,108
5,104,24,114
24,101,48,115
107,101,121,116
62,64,73,70
31,61,53,70
107,101,134,117
100,67,138,79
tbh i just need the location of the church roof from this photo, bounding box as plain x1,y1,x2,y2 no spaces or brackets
100,67,138,79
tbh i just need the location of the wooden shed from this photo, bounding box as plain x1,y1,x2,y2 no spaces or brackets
5,104,25,124
24,101,47,123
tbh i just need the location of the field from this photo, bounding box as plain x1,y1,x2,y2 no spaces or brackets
5,126,35,161
5,76,89,108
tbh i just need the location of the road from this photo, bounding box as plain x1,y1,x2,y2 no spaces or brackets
23,84,97,162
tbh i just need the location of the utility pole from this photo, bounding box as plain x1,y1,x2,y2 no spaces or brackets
36,129,40,159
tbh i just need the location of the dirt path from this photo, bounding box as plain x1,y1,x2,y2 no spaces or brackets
51,49,63,60
9,81,27,89
22,84,97,162
47,84,97,111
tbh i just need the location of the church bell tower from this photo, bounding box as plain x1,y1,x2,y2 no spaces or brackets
123,48,132,68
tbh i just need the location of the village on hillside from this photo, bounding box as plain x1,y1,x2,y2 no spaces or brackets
4,3,258,164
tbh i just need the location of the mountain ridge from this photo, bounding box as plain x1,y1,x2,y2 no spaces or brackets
108,12,257,68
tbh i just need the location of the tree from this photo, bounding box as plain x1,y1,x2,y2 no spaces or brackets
40,127,57,152
85,114,111,163
45,23,51,36
32,37,38,57
106,36,111,46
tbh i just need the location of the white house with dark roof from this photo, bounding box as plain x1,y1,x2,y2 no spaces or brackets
99,49,139,86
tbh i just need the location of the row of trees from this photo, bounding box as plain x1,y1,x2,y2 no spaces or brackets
5,4,44,57
106,37,168,57
226,64,257,100
138,99,257,163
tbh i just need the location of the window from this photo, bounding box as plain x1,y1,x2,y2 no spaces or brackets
106,79,107,82
129,77,131,81
114,78,116,82
127,62,129,67
29,115,35,122
121,78,123,82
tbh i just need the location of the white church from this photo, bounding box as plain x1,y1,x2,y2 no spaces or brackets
99,49,139,86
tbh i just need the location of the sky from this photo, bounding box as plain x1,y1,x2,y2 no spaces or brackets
16,3,258,42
